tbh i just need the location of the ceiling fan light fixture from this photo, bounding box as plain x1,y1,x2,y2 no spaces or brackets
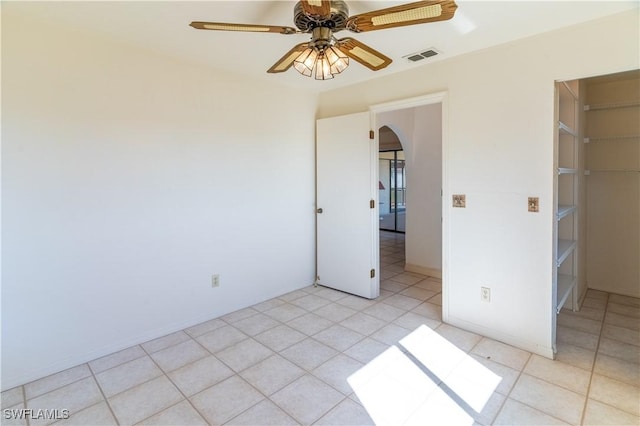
325,46,349,74
315,54,334,80
293,44,347,80
293,47,317,76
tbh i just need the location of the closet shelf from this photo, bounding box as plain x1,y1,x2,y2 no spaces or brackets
558,167,578,175
557,205,577,220
584,101,640,111
585,169,640,174
584,135,640,143
557,239,576,267
558,121,578,137
557,274,577,314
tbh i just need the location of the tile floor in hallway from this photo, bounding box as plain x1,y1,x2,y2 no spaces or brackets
2,231,639,425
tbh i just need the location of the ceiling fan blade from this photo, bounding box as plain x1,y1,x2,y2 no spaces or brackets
346,0,457,32
335,38,392,71
300,0,332,19
190,21,298,35
267,43,310,73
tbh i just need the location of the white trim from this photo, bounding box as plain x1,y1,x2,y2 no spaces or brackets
447,315,555,359
370,91,449,320
369,92,448,113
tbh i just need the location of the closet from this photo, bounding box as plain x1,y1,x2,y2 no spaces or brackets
553,69,640,326
583,70,640,298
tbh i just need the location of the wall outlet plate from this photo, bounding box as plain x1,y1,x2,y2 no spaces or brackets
452,194,466,208
212,274,220,288
481,286,491,302
528,197,539,212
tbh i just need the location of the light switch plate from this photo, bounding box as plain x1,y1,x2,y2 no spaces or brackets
452,194,466,208
528,197,539,213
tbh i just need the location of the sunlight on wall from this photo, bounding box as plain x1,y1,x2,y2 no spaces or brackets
451,10,477,35
348,325,502,424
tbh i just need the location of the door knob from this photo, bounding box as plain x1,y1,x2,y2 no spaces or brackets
317,208,323,214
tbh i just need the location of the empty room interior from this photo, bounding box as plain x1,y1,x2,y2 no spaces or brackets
2,1,639,425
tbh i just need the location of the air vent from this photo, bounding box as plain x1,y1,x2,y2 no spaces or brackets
404,48,440,63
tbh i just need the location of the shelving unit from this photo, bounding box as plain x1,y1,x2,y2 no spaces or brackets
557,205,576,220
553,81,580,317
583,102,640,175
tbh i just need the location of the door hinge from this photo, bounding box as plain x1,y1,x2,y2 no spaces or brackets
370,199,375,209
369,130,374,140
370,269,376,278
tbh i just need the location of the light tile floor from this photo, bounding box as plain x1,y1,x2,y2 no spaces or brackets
2,231,639,425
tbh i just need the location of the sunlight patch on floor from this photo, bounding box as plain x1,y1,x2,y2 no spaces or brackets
348,325,502,425
401,325,502,412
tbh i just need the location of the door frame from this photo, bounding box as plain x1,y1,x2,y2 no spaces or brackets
369,91,449,320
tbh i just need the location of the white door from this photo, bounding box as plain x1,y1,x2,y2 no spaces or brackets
316,112,379,299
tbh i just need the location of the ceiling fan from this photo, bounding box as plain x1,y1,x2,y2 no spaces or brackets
190,0,458,80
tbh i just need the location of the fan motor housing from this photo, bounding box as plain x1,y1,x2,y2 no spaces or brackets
294,0,349,32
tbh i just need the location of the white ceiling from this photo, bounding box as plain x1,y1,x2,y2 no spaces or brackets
10,1,639,93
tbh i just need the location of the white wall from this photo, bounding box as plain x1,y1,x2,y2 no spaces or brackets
319,10,639,357
378,105,442,276
1,7,317,389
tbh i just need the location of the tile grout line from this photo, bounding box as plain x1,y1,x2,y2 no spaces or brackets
21,366,95,402
493,351,537,423
464,336,508,425
504,354,591,425
87,362,121,426
578,291,610,426
136,338,211,425
21,385,30,426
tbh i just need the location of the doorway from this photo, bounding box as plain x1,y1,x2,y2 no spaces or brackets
373,95,445,282
314,93,447,302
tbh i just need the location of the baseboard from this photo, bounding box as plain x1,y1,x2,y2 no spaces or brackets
405,263,442,279
445,314,555,359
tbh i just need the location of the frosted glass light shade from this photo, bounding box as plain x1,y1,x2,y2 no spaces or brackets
325,46,349,74
293,44,348,80
293,47,317,77
315,55,334,80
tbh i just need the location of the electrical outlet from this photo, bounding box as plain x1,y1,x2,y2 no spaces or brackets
528,197,539,213
212,274,220,288
481,286,491,302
